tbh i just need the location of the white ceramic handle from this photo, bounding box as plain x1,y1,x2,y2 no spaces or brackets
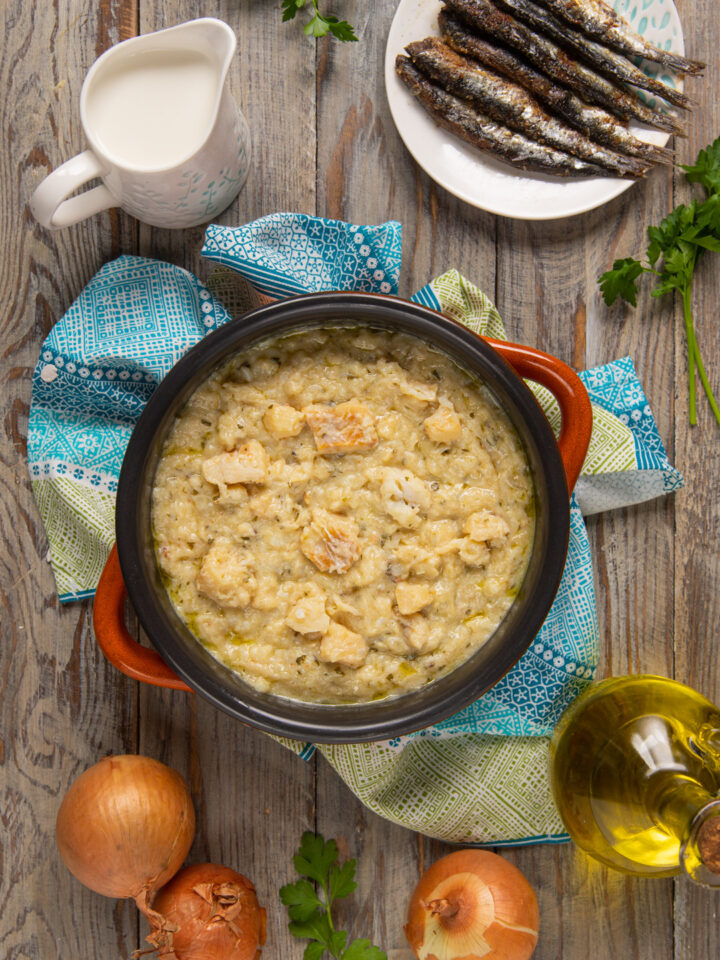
30,150,117,229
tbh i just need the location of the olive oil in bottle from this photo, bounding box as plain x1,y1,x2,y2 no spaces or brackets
551,675,720,885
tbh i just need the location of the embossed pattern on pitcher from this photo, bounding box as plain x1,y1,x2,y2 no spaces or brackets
110,95,251,228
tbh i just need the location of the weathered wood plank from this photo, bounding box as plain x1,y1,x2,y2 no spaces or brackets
315,754,419,960
671,0,720,953
1,1,140,957
315,2,498,297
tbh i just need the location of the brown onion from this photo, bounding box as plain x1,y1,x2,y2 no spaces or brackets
56,755,195,915
405,849,539,960
143,863,266,960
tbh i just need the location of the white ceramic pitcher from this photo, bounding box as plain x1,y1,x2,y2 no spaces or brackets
30,19,251,230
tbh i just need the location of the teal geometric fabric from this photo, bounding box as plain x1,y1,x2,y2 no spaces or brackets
574,356,685,514
27,255,233,600
202,214,402,297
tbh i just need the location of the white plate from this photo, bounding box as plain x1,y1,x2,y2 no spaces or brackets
385,0,685,219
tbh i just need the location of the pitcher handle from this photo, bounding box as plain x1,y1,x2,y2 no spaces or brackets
487,338,593,493
30,150,117,229
93,544,191,691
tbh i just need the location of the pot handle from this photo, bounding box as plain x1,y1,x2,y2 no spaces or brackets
486,338,592,493
93,544,192,690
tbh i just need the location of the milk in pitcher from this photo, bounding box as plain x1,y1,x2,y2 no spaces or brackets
85,48,220,169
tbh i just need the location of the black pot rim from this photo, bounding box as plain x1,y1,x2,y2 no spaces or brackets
116,291,570,743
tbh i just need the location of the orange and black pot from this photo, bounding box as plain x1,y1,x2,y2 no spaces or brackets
93,292,592,743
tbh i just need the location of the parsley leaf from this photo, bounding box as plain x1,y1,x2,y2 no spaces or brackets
681,135,720,194
691,234,720,253
304,13,332,38
289,913,334,944
329,858,357,901
648,202,697,258
305,943,327,960
281,833,387,960
597,137,720,429
281,0,305,22
342,940,389,960
329,930,348,956
598,257,646,307
294,832,340,884
327,18,358,42
279,877,323,921
282,0,358,41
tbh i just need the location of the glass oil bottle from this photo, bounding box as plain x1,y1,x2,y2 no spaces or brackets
550,675,720,885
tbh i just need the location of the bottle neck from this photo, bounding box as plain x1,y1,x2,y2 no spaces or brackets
655,776,714,838
654,778,720,886
681,800,720,886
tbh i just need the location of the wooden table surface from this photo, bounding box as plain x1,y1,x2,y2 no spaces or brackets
4,1,720,957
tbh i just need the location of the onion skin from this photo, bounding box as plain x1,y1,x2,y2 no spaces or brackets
146,863,266,960
56,755,195,908
404,850,539,960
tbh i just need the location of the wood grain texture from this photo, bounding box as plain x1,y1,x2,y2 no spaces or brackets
136,681,315,956
2,0,720,958
669,2,720,956
1,0,141,957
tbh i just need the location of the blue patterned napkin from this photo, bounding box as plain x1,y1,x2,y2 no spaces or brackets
202,215,402,297
27,214,683,844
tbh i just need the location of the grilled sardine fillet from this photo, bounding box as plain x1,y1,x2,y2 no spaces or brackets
444,0,685,133
406,38,647,178
539,0,705,75
396,56,611,178
439,11,672,165
492,0,692,109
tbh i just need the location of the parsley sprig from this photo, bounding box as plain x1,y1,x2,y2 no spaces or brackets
280,832,387,960
599,136,720,428
281,0,358,41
